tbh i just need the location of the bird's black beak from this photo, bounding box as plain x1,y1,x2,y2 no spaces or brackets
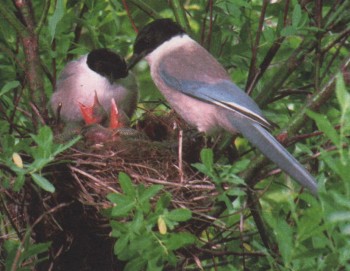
127,53,145,71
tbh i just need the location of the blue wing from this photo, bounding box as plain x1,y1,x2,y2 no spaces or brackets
159,64,273,130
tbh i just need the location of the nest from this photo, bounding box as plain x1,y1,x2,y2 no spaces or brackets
4,111,229,270
60,111,217,210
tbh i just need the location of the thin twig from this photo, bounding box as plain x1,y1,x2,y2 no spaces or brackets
178,129,184,183
122,0,138,33
206,0,214,50
35,0,50,34
246,0,268,94
169,0,191,33
69,165,120,194
66,3,89,61
246,190,272,251
127,0,161,19
314,0,323,92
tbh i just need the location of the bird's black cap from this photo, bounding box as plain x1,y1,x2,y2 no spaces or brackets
87,48,128,82
128,19,185,70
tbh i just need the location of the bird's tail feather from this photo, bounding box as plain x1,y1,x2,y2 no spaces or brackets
231,119,318,195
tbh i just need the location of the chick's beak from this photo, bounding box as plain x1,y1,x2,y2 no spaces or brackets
109,98,122,129
79,102,96,124
79,92,104,125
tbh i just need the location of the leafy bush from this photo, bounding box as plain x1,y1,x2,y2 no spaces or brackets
107,173,195,271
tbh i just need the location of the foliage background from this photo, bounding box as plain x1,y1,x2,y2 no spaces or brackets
1,0,350,270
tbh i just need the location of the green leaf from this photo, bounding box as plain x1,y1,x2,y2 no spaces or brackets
0,81,20,97
53,136,81,156
119,172,135,196
139,185,163,204
322,154,349,181
281,25,297,36
166,232,196,250
124,257,146,271
155,193,171,212
48,0,65,43
114,234,130,255
200,148,214,171
130,211,144,233
191,163,210,175
110,221,128,237
297,199,324,241
110,198,135,217
263,26,275,43
31,173,55,192
22,242,51,259
166,208,192,222
13,173,25,191
335,73,350,163
275,219,293,264
226,188,246,196
30,126,54,150
147,257,163,271
3,240,19,270
292,3,302,27
335,73,350,111
306,110,340,147
107,193,121,204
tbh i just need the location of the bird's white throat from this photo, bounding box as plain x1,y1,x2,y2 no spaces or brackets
146,34,194,65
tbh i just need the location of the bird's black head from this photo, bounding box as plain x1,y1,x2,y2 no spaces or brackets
127,19,185,70
87,48,128,82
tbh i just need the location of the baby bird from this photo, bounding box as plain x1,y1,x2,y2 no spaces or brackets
51,48,139,125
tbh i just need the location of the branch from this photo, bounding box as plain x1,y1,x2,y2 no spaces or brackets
246,190,273,251
66,3,89,61
323,0,350,30
255,36,318,107
0,2,27,35
169,0,191,33
122,0,138,33
314,0,323,92
246,0,269,94
127,0,161,19
205,0,214,50
2,0,48,127
35,0,50,34
245,0,290,95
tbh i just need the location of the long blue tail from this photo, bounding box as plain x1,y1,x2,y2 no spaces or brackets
230,119,318,195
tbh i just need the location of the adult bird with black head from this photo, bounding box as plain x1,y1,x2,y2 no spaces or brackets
127,19,318,195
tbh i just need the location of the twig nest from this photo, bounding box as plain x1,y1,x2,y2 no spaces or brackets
54,111,216,213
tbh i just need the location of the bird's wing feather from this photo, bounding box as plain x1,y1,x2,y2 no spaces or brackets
159,62,273,130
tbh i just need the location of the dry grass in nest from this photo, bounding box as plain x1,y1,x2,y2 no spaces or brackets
56,137,217,214
4,111,224,269
1,111,252,270
52,111,217,211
